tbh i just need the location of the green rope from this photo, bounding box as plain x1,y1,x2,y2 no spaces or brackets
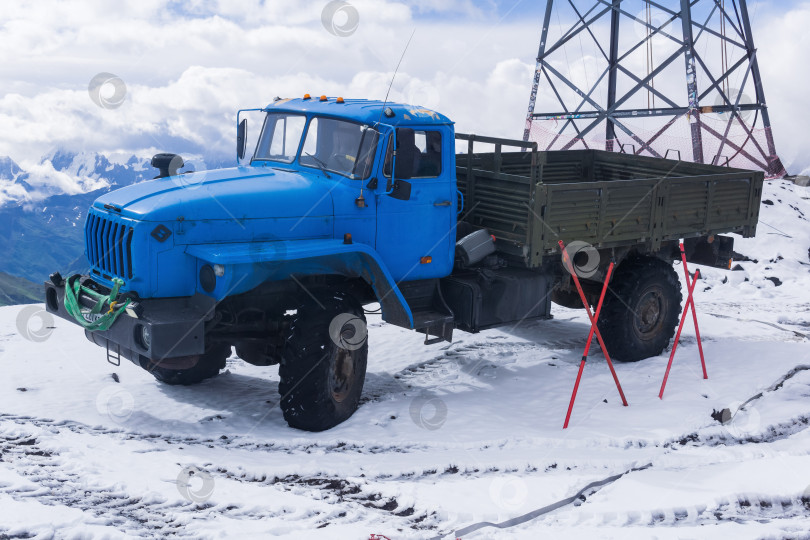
63,275,131,332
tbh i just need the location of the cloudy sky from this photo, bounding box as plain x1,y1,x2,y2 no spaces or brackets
1,0,809,177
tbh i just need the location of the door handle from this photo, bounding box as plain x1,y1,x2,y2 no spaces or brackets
434,200,451,207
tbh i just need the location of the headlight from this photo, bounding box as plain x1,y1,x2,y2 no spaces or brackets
200,264,216,293
135,324,151,350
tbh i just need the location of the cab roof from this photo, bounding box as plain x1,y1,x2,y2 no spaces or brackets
263,97,453,127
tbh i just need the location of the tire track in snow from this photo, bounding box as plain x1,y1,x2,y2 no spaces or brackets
0,430,336,537
0,414,431,455
362,339,559,402
0,431,192,537
205,468,437,532
0,413,664,462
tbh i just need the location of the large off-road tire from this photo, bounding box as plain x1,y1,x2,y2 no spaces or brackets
278,293,368,431
597,257,682,362
141,343,230,385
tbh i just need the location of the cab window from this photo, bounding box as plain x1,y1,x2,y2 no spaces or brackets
253,113,306,163
299,117,378,179
383,129,442,178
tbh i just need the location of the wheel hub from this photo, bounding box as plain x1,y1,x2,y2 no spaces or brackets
634,288,665,336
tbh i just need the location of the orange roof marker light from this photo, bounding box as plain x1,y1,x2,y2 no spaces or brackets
336,97,344,103
303,94,311,99
320,95,328,102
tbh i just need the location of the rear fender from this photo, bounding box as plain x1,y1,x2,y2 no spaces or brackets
185,239,413,328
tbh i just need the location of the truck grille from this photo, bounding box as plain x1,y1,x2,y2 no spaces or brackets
85,210,134,280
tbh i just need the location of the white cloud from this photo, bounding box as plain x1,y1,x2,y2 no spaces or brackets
0,0,807,176
23,161,109,195
0,158,110,207
755,3,810,175
0,0,539,165
0,181,30,206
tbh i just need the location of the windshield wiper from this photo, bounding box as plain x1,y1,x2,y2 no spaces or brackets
304,152,331,178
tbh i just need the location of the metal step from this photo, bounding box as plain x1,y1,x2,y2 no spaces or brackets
412,310,454,329
412,310,454,345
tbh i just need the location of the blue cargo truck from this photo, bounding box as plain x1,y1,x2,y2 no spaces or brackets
45,96,763,430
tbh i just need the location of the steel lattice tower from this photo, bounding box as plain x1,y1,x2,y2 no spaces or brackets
523,0,785,177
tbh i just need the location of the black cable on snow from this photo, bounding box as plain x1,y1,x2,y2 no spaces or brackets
739,364,810,411
711,364,810,427
707,313,809,339
430,463,652,539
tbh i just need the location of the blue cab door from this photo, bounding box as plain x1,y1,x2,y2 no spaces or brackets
375,126,456,282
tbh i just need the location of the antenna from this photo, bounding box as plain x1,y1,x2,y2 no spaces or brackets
357,29,416,208
375,29,416,128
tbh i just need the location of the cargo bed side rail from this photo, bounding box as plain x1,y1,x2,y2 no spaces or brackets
455,132,539,184
533,170,762,264
455,133,540,263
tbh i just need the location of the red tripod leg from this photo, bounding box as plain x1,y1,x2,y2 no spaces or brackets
659,268,701,399
563,360,587,429
583,281,628,407
580,262,615,359
563,262,614,428
560,245,627,406
679,244,707,379
559,240,627,428
592,325,628,406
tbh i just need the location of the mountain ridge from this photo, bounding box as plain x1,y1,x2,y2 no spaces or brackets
0,149,156,290
0,271,42,306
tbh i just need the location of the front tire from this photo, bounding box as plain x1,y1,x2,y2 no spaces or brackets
141,343,230,385
278,293,368,431
597,257,682,362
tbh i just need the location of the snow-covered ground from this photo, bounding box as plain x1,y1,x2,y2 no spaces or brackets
1,180,809,539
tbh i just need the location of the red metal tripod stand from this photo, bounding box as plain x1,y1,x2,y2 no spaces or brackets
559,241,628,429
659,242,708,399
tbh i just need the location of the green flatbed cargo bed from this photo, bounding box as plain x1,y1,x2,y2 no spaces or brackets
455,133,764,268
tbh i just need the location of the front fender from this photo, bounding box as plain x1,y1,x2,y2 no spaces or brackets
185,239,413,328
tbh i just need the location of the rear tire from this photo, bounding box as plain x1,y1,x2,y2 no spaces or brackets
141,344,230,385
597,257,682,362
278,293,368,431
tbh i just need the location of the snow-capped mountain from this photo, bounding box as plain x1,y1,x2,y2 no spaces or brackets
0,149,229,286
1,144,243,301
0,150,154,284
0,150,154,208
0,156,24,180
43,149,149,183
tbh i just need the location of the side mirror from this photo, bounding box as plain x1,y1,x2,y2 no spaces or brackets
237,119,248,161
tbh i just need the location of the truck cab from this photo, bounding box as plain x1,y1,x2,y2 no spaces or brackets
250,97,457,283
46,97,464,431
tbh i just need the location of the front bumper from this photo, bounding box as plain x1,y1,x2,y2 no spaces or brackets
45,275,214,364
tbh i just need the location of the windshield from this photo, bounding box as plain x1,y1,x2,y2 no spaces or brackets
299,117,379,179
253,113,306,163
